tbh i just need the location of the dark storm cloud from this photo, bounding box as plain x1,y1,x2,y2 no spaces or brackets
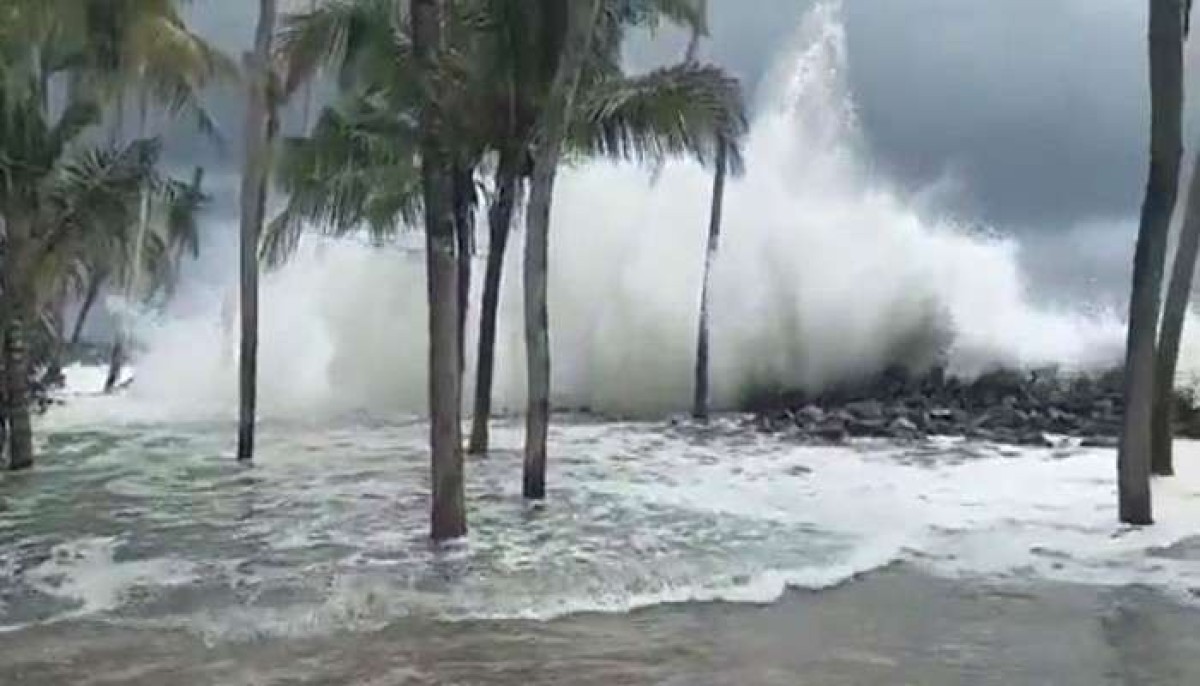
842,0,1159,231
187,0,1184,243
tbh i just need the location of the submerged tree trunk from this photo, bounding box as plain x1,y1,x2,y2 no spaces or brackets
103,333,125,393
523,0,604,500
693,142,728,421
413,0,466,541
1152,149,1200,476
237,0,279,463
468,152,520,455
453,164,474,376
0,399,8,468
70,272,106,347
3,287,34,471
1119,0,1186,525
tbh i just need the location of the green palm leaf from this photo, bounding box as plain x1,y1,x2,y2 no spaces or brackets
571,61,747,173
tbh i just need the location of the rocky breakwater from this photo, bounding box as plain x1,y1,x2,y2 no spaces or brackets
748,367,1200,448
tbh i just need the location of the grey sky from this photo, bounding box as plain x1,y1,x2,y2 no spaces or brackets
176,0,1192,302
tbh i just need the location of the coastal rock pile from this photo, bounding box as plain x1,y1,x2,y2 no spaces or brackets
748,367,1200,447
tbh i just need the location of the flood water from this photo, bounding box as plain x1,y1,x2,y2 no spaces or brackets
5,414,1200,683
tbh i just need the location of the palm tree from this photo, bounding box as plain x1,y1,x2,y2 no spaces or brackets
468,0,733,455
1118,0,1187,524
67,0,233,393
522,0,605,499
412,0,467,540
238,0,280,463
693,139,726,420
1150,1,1197,478
270,1,746,463
1155,144,1200,477
64,164,204,367
0,75,176,469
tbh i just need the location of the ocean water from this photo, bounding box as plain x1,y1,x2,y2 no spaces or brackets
6,411,1200,641
7,2,1200,682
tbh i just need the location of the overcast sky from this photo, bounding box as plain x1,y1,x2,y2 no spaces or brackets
175,0,1200,303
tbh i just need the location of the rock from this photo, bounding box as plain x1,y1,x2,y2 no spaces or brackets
1047,408,1080,433
845,400,885,420
813,419,848,443
993,428,1020,444
966,427,997,442
888,417,920,439
927,419,958,436
929,407,955,421
847,418,890,438
1018,431,1054,448
978,405,1020,429
1082,436,1119,449
749,364,1200,448
795,404,826,425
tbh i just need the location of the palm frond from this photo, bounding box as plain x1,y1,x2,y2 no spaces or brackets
571,62,747,174
276,0,405,97
36,137,164,265
161,165,206,259
262,98,423,268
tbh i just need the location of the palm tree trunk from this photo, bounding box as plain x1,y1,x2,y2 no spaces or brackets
103,332,126,393
453,164,474,375
103,333,125,393
70,272,106,347
693,142,728,421
1119,0,1186,525
0,398,8,468
238,0,278,463
3,294,34,471
1152,147,1200,476
523,0,604,500
413,0,466,541
468,152,520,455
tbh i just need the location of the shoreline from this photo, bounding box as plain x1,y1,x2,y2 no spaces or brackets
4,566,1200,684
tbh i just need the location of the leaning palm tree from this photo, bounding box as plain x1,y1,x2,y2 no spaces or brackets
1118,0,1187,524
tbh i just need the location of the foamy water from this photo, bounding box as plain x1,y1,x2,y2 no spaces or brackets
6,414,1200,642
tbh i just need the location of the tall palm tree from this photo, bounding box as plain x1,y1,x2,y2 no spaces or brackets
1150,1,1197,478
1155,143,1200,477
1118,0,1187,524
467,0,732,454
238,0,280,463
412,0,467,541
693,139,727,420
269,0,745,463
522,0,604,499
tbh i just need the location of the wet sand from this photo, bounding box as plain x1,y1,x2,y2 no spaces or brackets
5,567,1200,685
